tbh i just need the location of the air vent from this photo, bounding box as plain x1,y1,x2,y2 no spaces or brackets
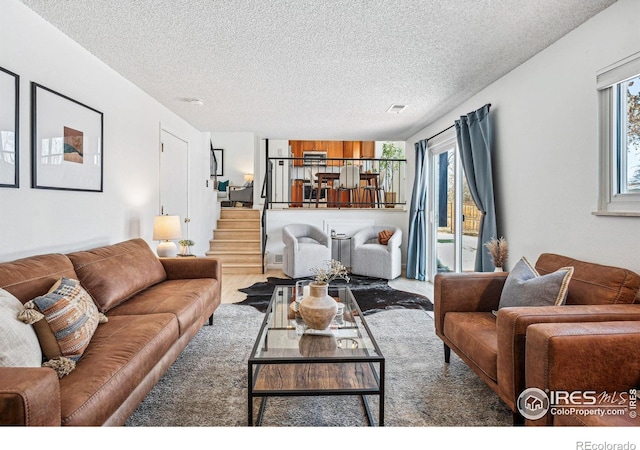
275,254,283,263
386,104,407,114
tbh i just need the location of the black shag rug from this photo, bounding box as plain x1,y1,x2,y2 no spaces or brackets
237,275,433,314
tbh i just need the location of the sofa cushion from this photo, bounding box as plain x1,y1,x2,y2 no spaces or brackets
107,278,219,336
58,313,179,426
444,312,498,382
67,239,167,312
498,257,573,310
0,289,42,367
0,253,78,304
536,253,640,305
19,278,105,377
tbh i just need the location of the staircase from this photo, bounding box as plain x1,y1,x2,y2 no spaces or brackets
206,208,264,274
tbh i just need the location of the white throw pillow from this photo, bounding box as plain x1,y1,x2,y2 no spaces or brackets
0,288,42,367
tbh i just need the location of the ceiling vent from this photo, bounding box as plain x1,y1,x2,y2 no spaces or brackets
386,104,407,114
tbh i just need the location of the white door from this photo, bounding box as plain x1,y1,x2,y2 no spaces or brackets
160,129,189,238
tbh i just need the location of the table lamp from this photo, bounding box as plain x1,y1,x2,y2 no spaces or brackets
153,215,182,257
244,173,254,183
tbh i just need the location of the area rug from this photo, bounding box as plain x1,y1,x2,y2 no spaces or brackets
125,304,512,427
237,275,433,314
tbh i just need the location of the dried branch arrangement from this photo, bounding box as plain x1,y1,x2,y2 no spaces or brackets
484,237,509,268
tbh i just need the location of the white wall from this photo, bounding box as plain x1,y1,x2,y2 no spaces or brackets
406,0,640,273
0,0,216,260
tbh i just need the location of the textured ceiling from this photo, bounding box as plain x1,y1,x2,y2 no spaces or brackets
19,0,617,140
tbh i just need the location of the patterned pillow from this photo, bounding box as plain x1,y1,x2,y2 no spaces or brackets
18,277,107,378
498,257,574,310
0,288,42,367
378,230,394,245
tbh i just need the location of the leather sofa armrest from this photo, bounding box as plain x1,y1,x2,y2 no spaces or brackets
434,272,508,337
0,367,61,426
160,257,222,282
525,321,640,426
496,304,640,412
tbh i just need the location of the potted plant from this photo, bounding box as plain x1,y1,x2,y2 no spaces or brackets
178,239,195,256
380,142,404,207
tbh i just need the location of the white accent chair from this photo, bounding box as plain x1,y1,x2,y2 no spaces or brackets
282,224,332,278
351,225,402,280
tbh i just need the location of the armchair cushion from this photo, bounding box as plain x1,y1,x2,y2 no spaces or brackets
498,257,573,310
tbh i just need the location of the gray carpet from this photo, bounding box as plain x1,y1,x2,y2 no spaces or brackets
125,304,512,427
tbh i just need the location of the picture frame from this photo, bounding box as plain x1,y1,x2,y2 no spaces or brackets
31,82,103,192
0,66,19,188
213,148,223,176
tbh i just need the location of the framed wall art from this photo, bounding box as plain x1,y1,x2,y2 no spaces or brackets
212,148,223,176
0,66,19,188
31,82,103,192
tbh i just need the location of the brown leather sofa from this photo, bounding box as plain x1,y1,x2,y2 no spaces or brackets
525,320,640,426
0,238,221,426
434,253,640,424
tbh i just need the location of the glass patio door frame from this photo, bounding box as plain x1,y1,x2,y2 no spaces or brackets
427,134,464,281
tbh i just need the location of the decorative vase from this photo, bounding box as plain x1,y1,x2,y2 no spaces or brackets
494,266,504,272
298,282,338,330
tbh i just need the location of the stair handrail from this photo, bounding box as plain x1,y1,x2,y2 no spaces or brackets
260,160,272,274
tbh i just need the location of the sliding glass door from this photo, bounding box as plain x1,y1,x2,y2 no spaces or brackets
428,136,480,279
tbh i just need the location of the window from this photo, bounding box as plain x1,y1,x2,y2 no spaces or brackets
596,52,640,215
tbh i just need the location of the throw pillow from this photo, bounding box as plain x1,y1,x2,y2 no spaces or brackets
498,257,574,310
218,180,229,192
18,277,107,378
0,289,42,368
378,230,394,245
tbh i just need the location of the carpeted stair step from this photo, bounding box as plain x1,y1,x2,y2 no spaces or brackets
216,219,261,230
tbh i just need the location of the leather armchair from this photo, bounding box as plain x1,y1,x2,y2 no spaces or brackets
434,253,640,424
525,320,640,426
282,224,331,278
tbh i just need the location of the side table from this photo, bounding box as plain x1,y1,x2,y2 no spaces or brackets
331,234,351,271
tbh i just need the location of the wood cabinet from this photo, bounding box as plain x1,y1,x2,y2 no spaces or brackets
289,140,376,166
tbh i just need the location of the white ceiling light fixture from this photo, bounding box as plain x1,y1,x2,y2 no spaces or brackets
387,104,407,114
188,98,204,106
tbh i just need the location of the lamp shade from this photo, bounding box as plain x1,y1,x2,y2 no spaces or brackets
244,173,254,182
153,215,182,257
153,215,182,241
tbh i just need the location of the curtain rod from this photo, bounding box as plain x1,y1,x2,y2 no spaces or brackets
425,103,492,142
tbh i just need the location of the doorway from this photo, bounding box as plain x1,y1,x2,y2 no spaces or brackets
428,135,480,280
159,128,189,238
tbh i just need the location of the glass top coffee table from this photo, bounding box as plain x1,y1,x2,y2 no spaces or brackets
247,285,385,426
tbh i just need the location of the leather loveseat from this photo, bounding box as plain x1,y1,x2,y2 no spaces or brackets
525,320,640,426
434,253,640,424
0,238,221,426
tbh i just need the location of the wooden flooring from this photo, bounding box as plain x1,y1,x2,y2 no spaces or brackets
221,268,285,304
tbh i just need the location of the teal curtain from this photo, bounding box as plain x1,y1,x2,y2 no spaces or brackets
406,139,429,280
455,104,497,272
